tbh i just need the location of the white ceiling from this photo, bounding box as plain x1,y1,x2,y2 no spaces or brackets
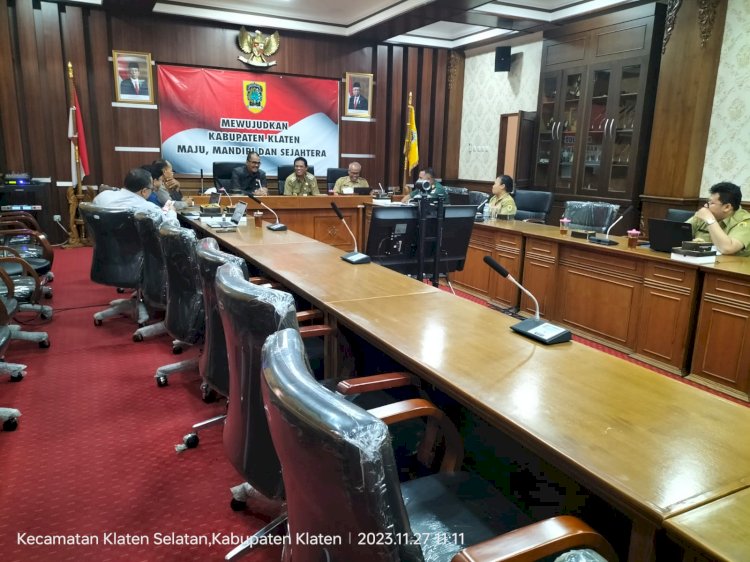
81,0,650,49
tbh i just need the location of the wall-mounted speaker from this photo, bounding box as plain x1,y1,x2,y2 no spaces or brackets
495,46,511,72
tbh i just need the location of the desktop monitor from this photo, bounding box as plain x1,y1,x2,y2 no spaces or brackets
365,206,420,274
418,204,476,275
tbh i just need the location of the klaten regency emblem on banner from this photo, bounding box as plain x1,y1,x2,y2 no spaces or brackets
237,27,280,67
243,81,266,114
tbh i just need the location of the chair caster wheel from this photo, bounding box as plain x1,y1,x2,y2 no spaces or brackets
172,345,183,355
94,318,102,326
156,376,169,387
44,289,53,299
39,339,50,349
41,312,52,320
133,333,144,342
230,498,246,512
201,384,218,403
10,372,24,382
184,433,199,449
3,418,18,431
116,288,126,294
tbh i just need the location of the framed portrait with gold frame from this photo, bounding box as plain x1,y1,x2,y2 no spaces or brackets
112,50,154,104
344,72,373,118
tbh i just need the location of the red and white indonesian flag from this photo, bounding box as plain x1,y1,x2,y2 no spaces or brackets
68,88,89,186
157,65,339,175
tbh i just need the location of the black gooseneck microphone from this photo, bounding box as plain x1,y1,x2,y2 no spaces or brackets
200,169,204,194
484,255,571,345
589,205,635,246
330,202,370,264
474,198,488,222
247,193,287,231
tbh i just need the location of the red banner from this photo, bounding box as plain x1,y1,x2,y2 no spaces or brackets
157,65,339,175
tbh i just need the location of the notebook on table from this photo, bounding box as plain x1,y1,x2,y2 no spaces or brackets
204,201,247,230
647,217,693,252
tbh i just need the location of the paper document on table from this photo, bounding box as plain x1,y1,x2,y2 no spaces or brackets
527,323,569,339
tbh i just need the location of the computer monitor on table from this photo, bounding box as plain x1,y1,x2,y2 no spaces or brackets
365,205,419,274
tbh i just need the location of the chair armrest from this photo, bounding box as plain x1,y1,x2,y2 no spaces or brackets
248,276,282,289
0,267,15,297
0,212,41,231
296,309,324,323
0,229,53,262
451,515,617,562
299,324,334,338
0,256,42,301
0,220,28,230
336,372,416,395
369,398,464,472
0,245,22,257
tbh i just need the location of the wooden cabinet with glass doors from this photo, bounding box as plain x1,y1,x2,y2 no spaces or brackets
532,4,665,216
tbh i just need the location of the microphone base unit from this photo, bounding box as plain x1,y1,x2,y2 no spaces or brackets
588,237,619,246
511,317,572,345
199,205,222,216
267,223,288,231
341,251,371,265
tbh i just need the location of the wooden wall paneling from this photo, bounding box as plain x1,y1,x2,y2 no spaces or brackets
642,0,727,201
444,50,464,181
388,46,404,188
87,8,117,186
15,0,47,175
0,1,23,170
404,46,420,183
374,44,389,185
418,48,433,172
432,49,448,175
40,2,69,185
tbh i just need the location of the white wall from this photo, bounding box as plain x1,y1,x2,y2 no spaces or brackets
458,35,543,181
700,0,750,198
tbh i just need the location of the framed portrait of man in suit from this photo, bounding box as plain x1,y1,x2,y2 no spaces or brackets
344,72,373,118
113,50,154,104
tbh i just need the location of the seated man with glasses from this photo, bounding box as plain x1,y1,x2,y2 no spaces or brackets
688,182,750,256
231,151,268,196
92,167,165,213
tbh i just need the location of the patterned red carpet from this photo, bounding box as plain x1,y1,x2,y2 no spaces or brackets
0,247,280,562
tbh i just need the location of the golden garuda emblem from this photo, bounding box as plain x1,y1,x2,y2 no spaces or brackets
238,27,280,68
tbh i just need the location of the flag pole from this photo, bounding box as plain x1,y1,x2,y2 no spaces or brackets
66,62,83,246
402,91,413,194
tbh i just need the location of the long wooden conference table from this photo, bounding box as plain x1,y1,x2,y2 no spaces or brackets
185,213,750,562
451,217,750,402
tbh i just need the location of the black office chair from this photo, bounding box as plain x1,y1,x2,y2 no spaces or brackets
78,203,149,326
563,201,620,233
0,295,27,432
514,189,554,223
154,219,204,387
444,186,470,205
261,327,617,562
132,209,170,343
213,161,244,191
665,208,695,222
469,190,489,207
277,164,314,195
326,167,348,191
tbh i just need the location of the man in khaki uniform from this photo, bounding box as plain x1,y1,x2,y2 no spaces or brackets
688,182,750,256
284,157,319,196
333,162,369,195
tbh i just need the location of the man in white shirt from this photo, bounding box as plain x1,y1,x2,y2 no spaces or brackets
93,168,164,213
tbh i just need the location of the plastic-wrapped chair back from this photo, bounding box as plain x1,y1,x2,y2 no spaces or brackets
514,189,553,222
665,208,694,222
196,238,248,398
563,201,620,233
79,202,143,288
262,328,420,562
326,167,348,191
133,209,166,311
158,220,204,345
214,261,299,500
468,190,489,207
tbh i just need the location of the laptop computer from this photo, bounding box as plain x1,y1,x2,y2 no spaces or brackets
204,201,247,230
647,217,693,252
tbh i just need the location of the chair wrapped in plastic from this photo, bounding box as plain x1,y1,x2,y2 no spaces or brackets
0,251,53,321
155,219,204,387
0,222,54,297
132,209,170,343
665,208,694,222
79,203,148,326
514,189,554,223
469,190,490,207
0,296,27,432
563,201,620,233
261,327,618,562
174,238,250,452
0,267,50,348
